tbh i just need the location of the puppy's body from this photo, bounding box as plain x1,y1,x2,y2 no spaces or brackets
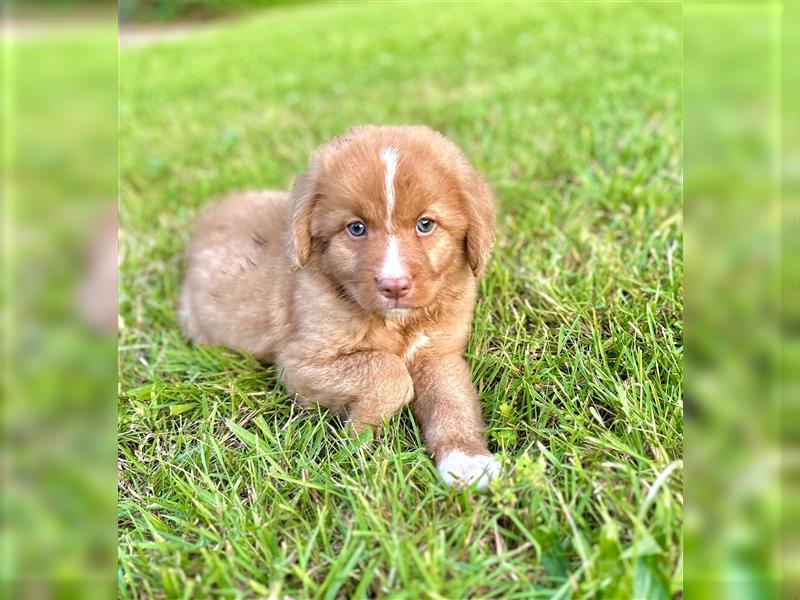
180,191,293,362
180,125,499,487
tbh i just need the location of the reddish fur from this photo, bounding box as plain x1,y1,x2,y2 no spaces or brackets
180,125,496,463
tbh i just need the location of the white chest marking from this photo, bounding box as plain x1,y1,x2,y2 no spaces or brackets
404,333,430,362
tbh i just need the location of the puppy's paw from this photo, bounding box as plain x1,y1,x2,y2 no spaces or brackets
437,450,501,489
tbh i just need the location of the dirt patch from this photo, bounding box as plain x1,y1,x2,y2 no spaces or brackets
119,23,220,48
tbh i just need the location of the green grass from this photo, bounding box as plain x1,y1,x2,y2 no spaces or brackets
119,3,683,598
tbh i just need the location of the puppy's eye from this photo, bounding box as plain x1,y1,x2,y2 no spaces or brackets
416,218,435,235
346,221,367,237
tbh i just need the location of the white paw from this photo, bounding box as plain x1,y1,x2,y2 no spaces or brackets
437,450,501,489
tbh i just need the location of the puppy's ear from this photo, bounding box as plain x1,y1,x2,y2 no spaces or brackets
462,166,496,279
287,171,316,270
287,129,361,269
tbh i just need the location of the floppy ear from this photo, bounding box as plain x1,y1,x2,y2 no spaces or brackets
462,166,496,279
287,170,316,270
287,129,362,270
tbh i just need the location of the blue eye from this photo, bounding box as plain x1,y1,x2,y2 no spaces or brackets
347,221,367,237
416,218,435,234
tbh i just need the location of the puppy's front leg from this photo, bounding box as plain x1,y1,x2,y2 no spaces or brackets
282,352,413,432
409,354,500,489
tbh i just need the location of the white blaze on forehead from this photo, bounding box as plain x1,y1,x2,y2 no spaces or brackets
379,147,400,229
380,235,407,280
378,149,408,284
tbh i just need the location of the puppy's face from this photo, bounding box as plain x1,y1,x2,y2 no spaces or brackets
290,126,495,319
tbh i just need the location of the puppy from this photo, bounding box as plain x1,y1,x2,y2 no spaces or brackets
179,125,500,488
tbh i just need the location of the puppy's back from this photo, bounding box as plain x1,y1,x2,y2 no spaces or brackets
179,191,292,361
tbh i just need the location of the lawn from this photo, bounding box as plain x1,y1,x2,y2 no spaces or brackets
118,2,683,598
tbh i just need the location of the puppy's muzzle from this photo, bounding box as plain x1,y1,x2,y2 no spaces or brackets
377,276,412,300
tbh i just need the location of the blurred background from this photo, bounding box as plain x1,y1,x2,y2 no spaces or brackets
2,0,796,597
683,3,798,598
3,1,118,598
119,0,285,23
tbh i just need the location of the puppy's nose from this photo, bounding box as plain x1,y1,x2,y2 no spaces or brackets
378,276,412,299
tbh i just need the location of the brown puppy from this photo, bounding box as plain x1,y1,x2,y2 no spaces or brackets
179,125,500,488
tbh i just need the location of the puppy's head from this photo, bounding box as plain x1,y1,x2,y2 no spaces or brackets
288,125,495,318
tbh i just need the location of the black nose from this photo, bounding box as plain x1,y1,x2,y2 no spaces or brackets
378,277,412,299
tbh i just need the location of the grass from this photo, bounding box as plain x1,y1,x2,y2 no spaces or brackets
118,3,683,598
